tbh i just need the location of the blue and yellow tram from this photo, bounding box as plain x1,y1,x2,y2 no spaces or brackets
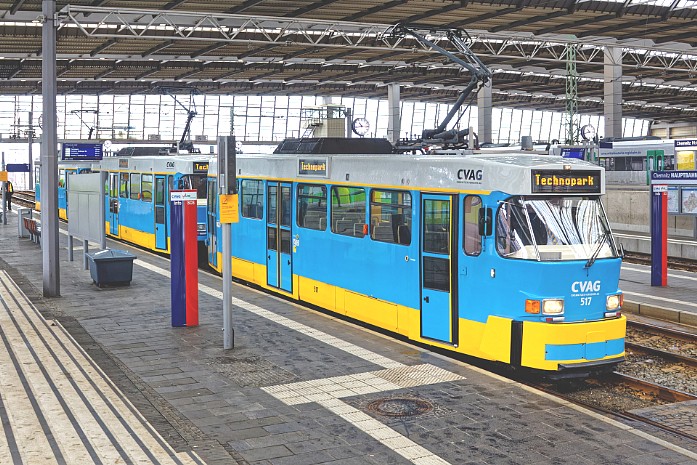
37,155,211,253
35,160,95,220
207,140,625,377
96,155,210,252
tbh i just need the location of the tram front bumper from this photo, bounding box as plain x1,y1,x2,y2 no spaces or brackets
520,315,626,372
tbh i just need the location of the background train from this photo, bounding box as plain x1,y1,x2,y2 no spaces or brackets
206,139,626,377
36,154,211,253
598,137,697,184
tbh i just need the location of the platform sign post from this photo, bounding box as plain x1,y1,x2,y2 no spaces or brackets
170,190,199,327
650,183,668,286
2,151,6,226
218,136,237,350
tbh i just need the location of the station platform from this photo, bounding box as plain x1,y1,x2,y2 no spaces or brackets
0,210,696,465
613,229,697,326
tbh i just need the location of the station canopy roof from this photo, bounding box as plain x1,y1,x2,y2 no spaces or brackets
1,0,697,122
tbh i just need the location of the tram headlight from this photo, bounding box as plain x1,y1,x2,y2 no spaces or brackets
197,223,206,232
606,294,623,311
542,299,564,315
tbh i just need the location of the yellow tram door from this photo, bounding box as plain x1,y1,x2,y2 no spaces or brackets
420,193,458,344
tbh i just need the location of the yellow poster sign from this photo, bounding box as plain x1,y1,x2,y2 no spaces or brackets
219,194,239,224
677,150,696,171
0,171,7,182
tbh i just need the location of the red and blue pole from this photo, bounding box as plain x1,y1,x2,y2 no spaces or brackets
650,186,668,287
170,190,199,326
184,198,199,326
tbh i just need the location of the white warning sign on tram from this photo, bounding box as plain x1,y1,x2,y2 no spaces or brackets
652,184,668,193
170,190,197,201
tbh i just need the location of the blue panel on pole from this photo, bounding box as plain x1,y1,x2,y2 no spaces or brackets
650,192,664,286
6,163,30,173
170,201,186,327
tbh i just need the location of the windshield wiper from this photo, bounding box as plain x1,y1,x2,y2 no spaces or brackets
585,232,609,269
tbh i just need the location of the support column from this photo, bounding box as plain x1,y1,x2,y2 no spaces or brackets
387,83,400,144
41,0,60,297
604,46,623,139
28,111,33,188
477,80,492,144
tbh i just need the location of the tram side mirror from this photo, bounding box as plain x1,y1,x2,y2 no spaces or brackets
478,207,493,236
619,242,625,259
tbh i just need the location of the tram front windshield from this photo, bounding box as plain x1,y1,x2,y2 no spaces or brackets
178,174,207,199
496,196,619,262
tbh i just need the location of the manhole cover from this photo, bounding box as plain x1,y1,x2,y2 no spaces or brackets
366,397,433,417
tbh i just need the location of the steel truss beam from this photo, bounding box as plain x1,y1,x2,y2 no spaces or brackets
54,6,697,75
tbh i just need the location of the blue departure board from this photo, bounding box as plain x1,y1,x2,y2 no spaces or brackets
62,143,103,160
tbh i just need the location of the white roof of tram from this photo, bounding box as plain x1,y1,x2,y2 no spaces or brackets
213,149,605,195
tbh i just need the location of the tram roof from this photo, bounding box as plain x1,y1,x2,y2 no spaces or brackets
215,150,605,195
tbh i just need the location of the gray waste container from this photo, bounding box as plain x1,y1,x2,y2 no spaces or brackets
18,208,32,238
87,249,137,287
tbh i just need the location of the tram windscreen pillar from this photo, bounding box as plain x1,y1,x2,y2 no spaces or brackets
170,190,199,326
650,184,668,287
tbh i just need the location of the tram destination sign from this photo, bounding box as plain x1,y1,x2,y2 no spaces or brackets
298,158,328,177
62,142,103,161
531,170,601,194
193,161,209,174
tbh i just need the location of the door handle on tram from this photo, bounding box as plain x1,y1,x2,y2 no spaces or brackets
423,296,429,303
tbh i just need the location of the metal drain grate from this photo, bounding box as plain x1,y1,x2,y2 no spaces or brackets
366,397,433,417
210,354,298,387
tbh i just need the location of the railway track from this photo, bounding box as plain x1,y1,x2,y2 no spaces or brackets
624,251,697,273
11,190,35,209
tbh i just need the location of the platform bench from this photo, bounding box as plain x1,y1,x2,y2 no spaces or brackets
23,218,41,244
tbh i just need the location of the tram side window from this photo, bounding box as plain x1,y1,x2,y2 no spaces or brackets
297,184,327,231
58,169,66,188
130,174,141,200
119,173,129,199
331,186,366,237
463,196,482,256
369,189,412,245
241,180,263,219
141,174,153,202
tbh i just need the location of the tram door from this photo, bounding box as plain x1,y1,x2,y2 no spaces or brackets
154,176,167,250
108,173,119,236
420,194,457,344
266,182,293,292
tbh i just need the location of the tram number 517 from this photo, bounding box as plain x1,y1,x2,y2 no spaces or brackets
580,297,592,306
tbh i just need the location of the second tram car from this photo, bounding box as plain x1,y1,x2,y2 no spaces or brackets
37,155,211,253
207,140,625,377
97,155,210,252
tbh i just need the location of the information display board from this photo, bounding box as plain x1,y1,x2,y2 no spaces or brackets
62,142,103,161
651,171,697,215
667,186,680,213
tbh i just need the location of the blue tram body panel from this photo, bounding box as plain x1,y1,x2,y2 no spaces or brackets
210,148,625,377
232,214,267,265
